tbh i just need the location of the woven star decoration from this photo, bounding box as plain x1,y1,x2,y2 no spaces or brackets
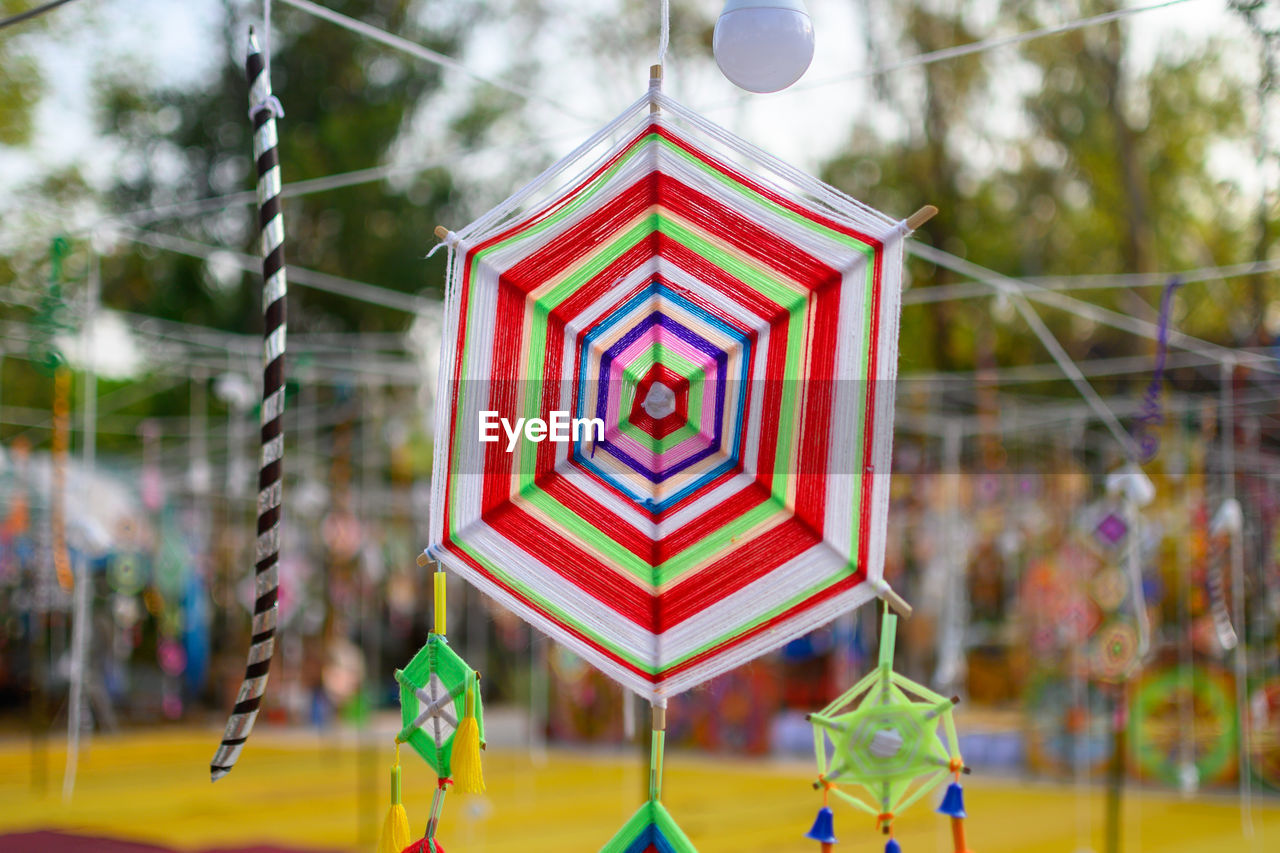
808,612,964,826
395,634,485,781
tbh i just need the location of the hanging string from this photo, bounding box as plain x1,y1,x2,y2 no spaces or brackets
1219,357,1254,837
263,0,274,77
911,241,1140,460
0,0,81,31
1131,276,1184,461
120,228,431,314
249,2,285,121
710,0,1199,104
657,0,670,66
277,0,593,122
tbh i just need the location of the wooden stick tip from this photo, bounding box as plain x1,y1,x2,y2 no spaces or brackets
883,586,914,620
416,552,431,567
434,225,450,240
905,204,938,231
650,64,663,81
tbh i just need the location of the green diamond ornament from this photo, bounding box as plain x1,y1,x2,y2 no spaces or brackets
395,634,485,779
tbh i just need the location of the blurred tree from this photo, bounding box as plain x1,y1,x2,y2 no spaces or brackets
96,0,481,336
823,0,1257,379
1230,0,1280,326
0,0,49,146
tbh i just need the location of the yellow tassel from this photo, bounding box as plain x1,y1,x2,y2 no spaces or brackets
376,745,412,853
452,676,485,794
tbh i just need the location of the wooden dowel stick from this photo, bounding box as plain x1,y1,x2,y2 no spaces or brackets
434,225,450,240
881,585,914,619
905,204,938,230
649,64,662,115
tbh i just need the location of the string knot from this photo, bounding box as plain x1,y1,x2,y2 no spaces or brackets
249,94,285,122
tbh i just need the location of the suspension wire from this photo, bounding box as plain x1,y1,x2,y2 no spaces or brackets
0,0,82,31
118,228,435,314
276,0,594,122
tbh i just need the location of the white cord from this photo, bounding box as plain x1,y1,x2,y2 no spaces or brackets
264,0,273,76
910,241,1139,459
910,242,1280,378
277,0,594,122
658,0,670,66
120,228,433,314
703,0,1199,109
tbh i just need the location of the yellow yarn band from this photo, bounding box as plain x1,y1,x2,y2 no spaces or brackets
434,570,446,636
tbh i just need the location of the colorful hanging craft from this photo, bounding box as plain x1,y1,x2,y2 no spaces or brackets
378,563,485,853
1129,661,1238,788
426,61,931,850
427,66,924,700
806,607,970,853
1247,677,1280,791
211,26,289,782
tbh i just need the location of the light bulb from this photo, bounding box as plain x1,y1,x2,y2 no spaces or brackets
713,0,815,94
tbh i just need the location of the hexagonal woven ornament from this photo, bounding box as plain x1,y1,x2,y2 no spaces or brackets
428,89,918,702
395,635,484,779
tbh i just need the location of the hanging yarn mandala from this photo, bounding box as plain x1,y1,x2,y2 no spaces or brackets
395,633,486,785
1022,670,1111,776
1090,620,1140,683
600,800,698,853
1088,567,1129,613
394,630,483,788
1129,662,1238,788
806,610,971,853
376,568,486,853
425,58,930,852
427,73,925,707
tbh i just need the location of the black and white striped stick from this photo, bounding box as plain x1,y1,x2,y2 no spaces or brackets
211,26,287,782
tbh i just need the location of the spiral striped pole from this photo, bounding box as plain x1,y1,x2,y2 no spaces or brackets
211,26,287,782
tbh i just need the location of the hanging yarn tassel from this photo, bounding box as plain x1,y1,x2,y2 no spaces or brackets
451,674,484,793
376,744,412,853
804,805,837,851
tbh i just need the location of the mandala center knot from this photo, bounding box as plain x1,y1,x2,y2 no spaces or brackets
869,727,904,758
642,382,677,419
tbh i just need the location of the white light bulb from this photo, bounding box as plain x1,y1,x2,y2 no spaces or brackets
713,0,815,94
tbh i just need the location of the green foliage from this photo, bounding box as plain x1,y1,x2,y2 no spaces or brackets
0,1,48,145
95,0,481,335
822,0,1268,377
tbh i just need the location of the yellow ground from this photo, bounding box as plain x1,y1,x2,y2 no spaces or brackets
0,728,1275,853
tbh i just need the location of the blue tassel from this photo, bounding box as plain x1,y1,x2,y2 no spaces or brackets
804,806,837,844
885,839,902,853
937,781,967,818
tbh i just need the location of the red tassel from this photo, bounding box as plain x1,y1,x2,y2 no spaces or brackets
401,839,447,853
